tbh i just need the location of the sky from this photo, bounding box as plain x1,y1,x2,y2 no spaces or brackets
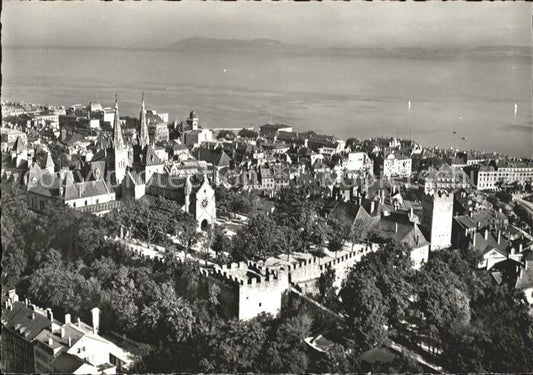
2,1,531,49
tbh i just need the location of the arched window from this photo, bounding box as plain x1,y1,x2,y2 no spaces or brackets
73,202,76,207
85,200,88,206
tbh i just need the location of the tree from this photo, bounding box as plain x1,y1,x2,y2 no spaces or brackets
340,276,388,352
343,241,414,326
231,212,285,260
262,313,312,373
211,225,232,256
350,218,369,245
238,128,258,139
140,282,195,344
318,266,337,309
327,216,349,256
312,343,355,373
415,257,471,354
199,318,267,372
216,130,236,141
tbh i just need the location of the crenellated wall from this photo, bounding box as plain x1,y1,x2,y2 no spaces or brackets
201,246,371,320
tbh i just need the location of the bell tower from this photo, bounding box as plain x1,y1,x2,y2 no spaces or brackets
138,92,150,148
112,94,128,184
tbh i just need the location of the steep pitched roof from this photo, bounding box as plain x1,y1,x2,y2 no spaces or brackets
1,303,52,342
133,144,164,167
68,180,110,200
194,148,231,167
371,216,429,248
470,230,511,256
49,353,87,374
12,136,26,153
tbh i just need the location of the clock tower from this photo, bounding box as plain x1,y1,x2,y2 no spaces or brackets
194,173,216,230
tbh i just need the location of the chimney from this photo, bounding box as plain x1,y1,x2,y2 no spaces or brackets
519,243,523,252
46,308,54,323
91,307,100,335
370,200,375,214
60,326,65,338
416,233,420,246
497,230,501,244
64,313,71,325
395,222,398,233
48,337,53,346
484,229,488,241
77,317,81,328
472,232,477,247
68,337,72,347
24,298,29,306
31,312,35,320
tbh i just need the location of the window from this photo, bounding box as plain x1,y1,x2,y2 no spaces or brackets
259,302,262,307
73,202,76,207
85,200,88,206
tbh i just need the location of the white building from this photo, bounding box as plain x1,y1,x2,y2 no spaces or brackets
474,162,533,190
345,152,373,172
381,153,412,178
184,129,213,147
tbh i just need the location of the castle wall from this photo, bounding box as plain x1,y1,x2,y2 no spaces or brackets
203,269,240,319
203,246,370,321
238,271,289,320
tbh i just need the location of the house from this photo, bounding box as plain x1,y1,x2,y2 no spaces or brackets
452,209,508,249
1,292,53,373
27,170,117,215
184,129,213,147
375,152,412,178
418,163,471,194
1,291,138,374
259,166,275,190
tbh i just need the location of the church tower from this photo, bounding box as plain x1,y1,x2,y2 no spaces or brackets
422,190,454,251
187,111,199,130
112,94,128,184
138,92,150,148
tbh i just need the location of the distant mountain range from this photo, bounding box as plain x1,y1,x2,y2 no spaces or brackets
169,37,532,58
170,37,295,52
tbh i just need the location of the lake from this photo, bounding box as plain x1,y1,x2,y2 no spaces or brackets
2,47,531,156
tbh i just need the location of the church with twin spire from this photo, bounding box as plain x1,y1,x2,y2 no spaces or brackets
109,94,216,229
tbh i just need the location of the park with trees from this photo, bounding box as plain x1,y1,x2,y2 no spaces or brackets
2,180,533,373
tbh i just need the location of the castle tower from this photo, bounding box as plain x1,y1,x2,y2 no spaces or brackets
422,190,454,251
112,94,128,184
138,92,150,148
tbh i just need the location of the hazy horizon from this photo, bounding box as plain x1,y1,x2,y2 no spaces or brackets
2,2,530,49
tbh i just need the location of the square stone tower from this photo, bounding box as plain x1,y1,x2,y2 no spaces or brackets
422,190,454,251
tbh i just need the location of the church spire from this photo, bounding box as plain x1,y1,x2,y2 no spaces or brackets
138,92,150,148
113,94,125,150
